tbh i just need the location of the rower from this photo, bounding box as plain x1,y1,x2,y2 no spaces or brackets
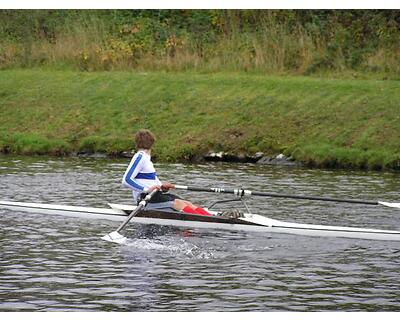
122,129,212,216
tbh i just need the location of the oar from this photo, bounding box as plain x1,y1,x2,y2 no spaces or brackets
174,185,400,209
101,189,159,244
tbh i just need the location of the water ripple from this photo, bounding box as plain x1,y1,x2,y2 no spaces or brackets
1,155,400,311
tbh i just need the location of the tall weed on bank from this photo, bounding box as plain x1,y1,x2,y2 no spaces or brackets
0,10,398,77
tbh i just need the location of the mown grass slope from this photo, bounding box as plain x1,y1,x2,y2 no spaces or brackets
0,69,399,169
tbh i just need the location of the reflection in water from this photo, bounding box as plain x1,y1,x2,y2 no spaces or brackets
0,155,400,311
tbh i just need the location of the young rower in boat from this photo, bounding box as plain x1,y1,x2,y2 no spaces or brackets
122,129,212,216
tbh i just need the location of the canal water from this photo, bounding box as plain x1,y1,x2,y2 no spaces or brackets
0,155,399,311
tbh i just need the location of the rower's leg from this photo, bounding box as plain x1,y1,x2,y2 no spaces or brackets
173,199,212,216
173,199,194,211
192,207,213,216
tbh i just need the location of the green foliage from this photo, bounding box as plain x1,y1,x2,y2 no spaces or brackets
78,136,132,154
292,144,400,170
0,10,398,76
0,132,70,155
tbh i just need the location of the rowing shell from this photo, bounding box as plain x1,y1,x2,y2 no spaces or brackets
1,200,400,241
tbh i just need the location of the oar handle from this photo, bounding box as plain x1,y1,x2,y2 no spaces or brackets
174,185,379,206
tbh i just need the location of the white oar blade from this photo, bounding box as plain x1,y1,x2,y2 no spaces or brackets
101,231,128,244
378,201,400,209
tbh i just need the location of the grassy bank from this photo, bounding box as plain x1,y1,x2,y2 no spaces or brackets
0,69,399,170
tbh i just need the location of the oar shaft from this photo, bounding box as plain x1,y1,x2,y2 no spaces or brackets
175,185,246,196
250,191,378,205
174,185,379,206
115,189,158,232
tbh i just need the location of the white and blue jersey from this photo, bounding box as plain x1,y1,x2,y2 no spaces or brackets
122,151,161,201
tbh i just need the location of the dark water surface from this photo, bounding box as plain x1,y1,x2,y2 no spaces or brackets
1,155,400,311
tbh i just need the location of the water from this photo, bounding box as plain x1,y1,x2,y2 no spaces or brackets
1,155,400,311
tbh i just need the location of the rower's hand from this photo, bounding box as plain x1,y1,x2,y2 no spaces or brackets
161,182,175,192
148,185,161,192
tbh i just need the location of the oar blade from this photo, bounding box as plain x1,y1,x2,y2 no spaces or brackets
101,189,159,244
101,231,128,244
378,201,400,209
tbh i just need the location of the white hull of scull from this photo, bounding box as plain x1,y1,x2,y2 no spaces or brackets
1,200,400,241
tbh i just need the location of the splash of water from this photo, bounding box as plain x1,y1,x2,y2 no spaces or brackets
123,237,215,259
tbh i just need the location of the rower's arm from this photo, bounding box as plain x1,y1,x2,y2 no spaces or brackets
122,153,148,192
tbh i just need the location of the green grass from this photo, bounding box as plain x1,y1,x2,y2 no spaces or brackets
0,69,399,170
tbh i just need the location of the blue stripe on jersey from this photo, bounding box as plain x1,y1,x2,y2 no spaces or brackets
124,153,145,190
135,172,157,180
